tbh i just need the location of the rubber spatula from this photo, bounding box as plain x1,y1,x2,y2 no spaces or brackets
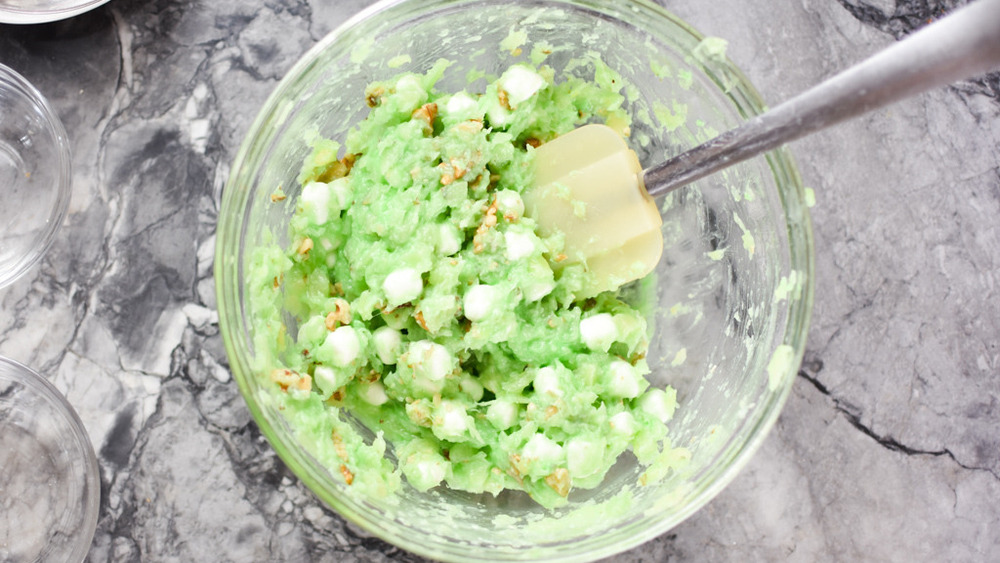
524,0,1000,297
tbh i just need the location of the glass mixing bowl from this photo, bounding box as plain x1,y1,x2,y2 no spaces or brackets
216,0,814,560
0,0,111,24
0,357,100,562
0,63,71,288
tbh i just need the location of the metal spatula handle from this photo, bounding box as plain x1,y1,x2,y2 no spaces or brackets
644,0,1000,198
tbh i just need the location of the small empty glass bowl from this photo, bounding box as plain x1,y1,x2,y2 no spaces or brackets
0,63,71,288
0,356,100,562
0,0,110,24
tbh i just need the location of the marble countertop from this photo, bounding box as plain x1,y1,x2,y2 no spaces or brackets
1,0,998,560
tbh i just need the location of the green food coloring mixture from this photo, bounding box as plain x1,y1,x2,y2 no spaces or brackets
249,58,682,509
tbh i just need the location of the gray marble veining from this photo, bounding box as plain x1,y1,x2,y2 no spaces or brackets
1,0,997,561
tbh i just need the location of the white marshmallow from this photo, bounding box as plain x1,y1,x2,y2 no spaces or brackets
607,360,641,399
579,313,617,351
384,268,423,306
504,230,536,261
500,65,546,107
324,326,359,367
300,181,331,225
433,400,471,441
445,92,477,116
533,366,562,398
438,223,462,256
360,380,389,406
408,340,453,381
522,433,563,465
372,326,403,365
608,411,636,436
638,388,676,423
566,437,602,478
486,400,518,430
463,284,498,322
312,365,339,393
494,189,525,220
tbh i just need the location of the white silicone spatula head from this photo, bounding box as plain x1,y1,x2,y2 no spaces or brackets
524,125,661,298
525,0,1000,296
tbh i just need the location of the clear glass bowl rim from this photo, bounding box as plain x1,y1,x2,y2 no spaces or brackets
0,355,101,562
0,0,111,24
0,62,72,288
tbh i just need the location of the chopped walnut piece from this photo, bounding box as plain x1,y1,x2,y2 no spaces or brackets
332,430,349,461
545,467,571,497
473,199,500,253
498,88,511,110
414,310,430,331
365,85,386,107
340,464,355,485
341,153,357,171
438,162,455,186
297,237,314,256
270,192,287,202
270,369,311,392
450,158,467,180
525,138,541,148
455,119,484,134
325,298,352,330
411,102,438,134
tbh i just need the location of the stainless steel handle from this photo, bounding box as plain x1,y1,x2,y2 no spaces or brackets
644,0,1000,198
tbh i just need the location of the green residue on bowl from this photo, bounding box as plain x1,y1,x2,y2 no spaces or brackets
692,36,728,65
387,54,412,69
804,186,816,208
774,270,804,303
766,344,796,391
649,57,672,79
732,213,756,257
500,26,529,56
530,41,556,65
652,100,687,133
350,37,374,64
677,68,693,90
670,348,687,367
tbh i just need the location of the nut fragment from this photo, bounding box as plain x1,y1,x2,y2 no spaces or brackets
455,119,484,134
545,467,571,497
411,102,438,134
332,430,349,461
340,464,355,485
473,199,500,253
498,88,511,110
414,310,430,331
270,369,311,392
297,237,314,256
450,158,467,180
325,298,352,330
365,85,386,107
